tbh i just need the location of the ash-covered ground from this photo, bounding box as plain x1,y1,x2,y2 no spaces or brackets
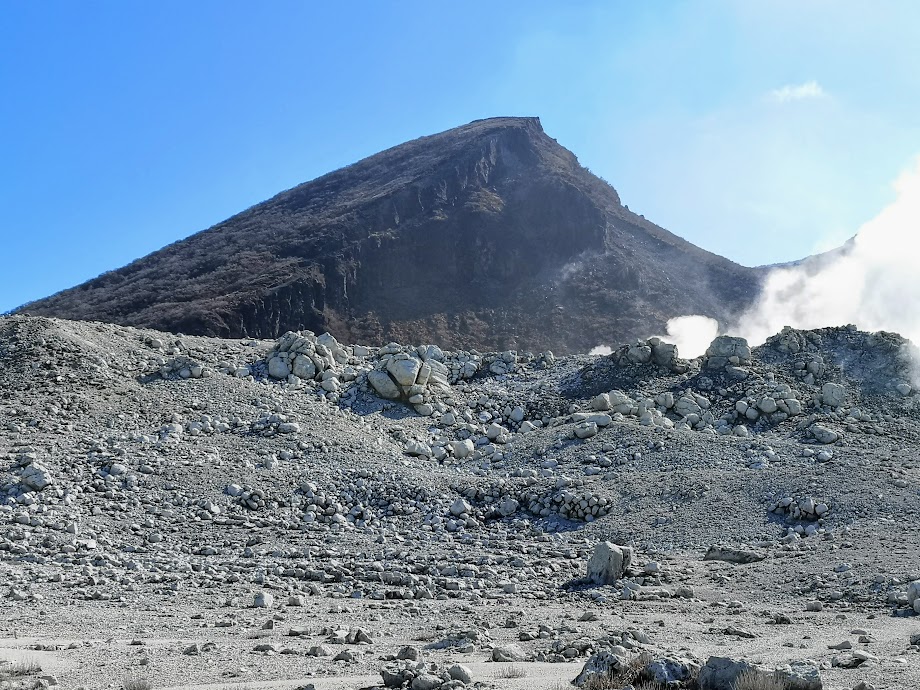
1,315,918,690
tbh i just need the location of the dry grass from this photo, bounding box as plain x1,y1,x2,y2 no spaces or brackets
733,669,786,690
496,664,528,679
0,658,43,678
122,678,153,690
582,652,655,690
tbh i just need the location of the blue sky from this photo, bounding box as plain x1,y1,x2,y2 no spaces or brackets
2,0,919,313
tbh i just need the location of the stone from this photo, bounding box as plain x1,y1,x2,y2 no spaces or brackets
368,370,400,399
704,336,752,370
822,382,846,408
447,664,472,683
291,354,317,379
574,421,598,439
450,498,471,517
491,644,526,662
20,463,53,491
775,660,823,690
698,656,765,690
253,591,274,608
574,649,627,687
267,356,291,379
648,657,695,684
811,425,839,444
587,542,633,585
411,675,442,690
387,357,422,387
396,646,420,661
449,439,475,459
704,545,765,564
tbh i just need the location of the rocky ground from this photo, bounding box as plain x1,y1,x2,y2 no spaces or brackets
1,315,918,690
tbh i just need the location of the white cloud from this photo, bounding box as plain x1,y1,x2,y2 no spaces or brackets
769,80,826,103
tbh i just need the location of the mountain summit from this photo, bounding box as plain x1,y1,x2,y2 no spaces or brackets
21,117,760,353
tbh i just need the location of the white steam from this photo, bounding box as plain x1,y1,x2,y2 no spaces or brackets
588,345,613,356
736,155,920,349
657,315,720,359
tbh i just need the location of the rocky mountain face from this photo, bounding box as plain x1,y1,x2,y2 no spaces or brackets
20,117,761,353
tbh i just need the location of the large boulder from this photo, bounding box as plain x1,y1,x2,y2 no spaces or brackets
387,356,422,387
775,660,823,690
821,382,846,408
491,644,526,662
704,336,751,370
698,656,766,690
574,649,628,687
908,580,920,613
367,370,401,399
587,542,633,585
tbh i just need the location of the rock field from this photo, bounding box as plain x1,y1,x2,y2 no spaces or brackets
1,314,919,690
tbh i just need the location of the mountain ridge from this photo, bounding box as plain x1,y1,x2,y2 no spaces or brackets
19,116,763,353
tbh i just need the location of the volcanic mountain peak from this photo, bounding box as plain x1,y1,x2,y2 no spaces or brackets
20,118,760,353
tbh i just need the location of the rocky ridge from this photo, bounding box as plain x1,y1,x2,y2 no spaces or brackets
18,117,761,353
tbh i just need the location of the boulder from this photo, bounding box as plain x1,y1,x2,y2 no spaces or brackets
574,649,627,687
810,424,839,444
775,660,823,690
704,336,752,370
648,657,695,684
587,542,633,585
387,357,422,387
698,656,765,690
822,382,846,408
367,370,401,399
491,644,526,662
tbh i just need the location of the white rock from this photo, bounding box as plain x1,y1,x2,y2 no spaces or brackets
253,592,274,608
822,382,846,408
587,542,633,585
367,370,400,399
387,357,422,387
267,356,291,379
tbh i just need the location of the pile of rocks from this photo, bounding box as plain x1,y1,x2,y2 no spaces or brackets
379,659,472,689
771,496,830,522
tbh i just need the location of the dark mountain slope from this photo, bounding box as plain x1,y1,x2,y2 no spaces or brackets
21,117,762,353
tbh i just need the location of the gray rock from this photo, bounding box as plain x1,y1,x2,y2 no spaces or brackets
648,657,695,684
775,660,823,690
587,542,633,585
411,675,443,690
368,370,401,399
447,664,472,683
574,649,627,687
387,357,422,387
698,656,765,690
704,545,765,564
491,644,526,662
811,424,839,444
253,591,274,608
822,382,846,408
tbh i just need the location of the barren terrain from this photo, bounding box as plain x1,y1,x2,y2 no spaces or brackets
1,314,918,690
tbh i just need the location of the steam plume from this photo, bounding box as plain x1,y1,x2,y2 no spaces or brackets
735,156,920,349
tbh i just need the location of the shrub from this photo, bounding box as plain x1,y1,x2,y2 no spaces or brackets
733,669,785,690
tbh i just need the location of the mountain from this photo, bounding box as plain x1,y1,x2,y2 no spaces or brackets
19,117,762,353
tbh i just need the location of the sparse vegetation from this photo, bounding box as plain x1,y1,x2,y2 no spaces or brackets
122,677,153,690
0,658,43,678
496,664,528,679
582,652,656,690
733,669,785,690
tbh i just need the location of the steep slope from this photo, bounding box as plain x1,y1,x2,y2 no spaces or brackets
20,117,761,353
